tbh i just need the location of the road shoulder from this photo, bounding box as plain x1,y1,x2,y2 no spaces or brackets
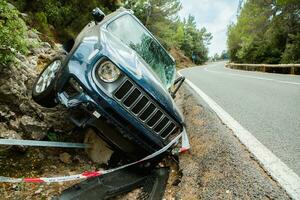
174,85,289,199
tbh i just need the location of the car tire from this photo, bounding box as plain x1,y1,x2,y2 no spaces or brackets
32,56,64,108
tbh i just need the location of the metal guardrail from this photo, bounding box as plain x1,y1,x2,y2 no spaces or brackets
226,63,300,75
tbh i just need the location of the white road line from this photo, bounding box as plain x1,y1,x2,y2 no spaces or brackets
204,67,300,85
178,70,300,200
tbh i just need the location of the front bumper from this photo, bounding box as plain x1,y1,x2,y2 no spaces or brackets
57,90,159,155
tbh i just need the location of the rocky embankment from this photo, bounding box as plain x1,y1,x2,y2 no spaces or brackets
0,30,73,153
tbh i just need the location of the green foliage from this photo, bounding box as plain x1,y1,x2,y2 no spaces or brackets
47,132,59,141
0,0,29,66
212,50,229,61
124,0,182,47
173,24,184,47
9,0,122,41
123,0,211,64
220,50,229,60
179,16,212,64
8,0,212,65
34,12,49,33
227,0,300,64
281,33,300,63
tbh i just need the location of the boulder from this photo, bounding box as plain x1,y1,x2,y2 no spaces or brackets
0,123,23,154
28,30,39,40
59,152,72,164
20,115,48,140
84,128,114,164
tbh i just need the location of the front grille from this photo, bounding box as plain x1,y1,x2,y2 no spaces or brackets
114,79,180,140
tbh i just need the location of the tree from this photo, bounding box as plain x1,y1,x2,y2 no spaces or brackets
8,0,212,65
124,1,212,64
124,0,182,47
9,0,122,41
213,53,220,61
227,0,300,64
178,15,212,64
220,50,229,60
173,23,184,47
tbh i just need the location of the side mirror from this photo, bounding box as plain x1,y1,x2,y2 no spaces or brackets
62,39,75,53
92,7,105,23
170,76,185,99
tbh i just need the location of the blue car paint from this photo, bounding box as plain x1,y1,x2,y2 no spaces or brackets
56,42,167,149
55,10,184,151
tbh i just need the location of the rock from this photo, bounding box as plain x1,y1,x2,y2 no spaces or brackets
0,124,23,154
28,56,38,67
34,188,43,194
38,53,50,61
9,119,20,131
0,125,22,139
28,30,39,39
32,48,45,56
84,128,113,164
20,115,48,140
38,152,45,159
0,109,15,121
73,155,84,164
19,102,36,116
41,42,52,53
15,53,27,62
59,152,72,164
20,13,28,19
6,2,15,9
50,165,57,169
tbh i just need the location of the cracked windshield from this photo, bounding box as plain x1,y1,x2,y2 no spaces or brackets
107,14,175,89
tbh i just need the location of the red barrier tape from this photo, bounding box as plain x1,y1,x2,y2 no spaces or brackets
0,130,190,183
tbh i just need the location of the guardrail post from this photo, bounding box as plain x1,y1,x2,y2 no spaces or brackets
262,65,266,72
291,66,295,75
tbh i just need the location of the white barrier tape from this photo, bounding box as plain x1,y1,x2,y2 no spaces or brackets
0,129,190,183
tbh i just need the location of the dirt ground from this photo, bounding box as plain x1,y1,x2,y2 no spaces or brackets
0,147,100,199
170,48,195,69
0,85,290,200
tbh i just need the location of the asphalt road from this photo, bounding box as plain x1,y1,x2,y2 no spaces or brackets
180,62,300,176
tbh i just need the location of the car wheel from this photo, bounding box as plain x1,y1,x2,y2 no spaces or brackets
32,57,63,108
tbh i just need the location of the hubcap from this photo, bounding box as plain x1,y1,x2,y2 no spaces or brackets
35,60,61,94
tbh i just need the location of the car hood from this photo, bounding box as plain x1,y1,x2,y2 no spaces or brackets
99,30,184,124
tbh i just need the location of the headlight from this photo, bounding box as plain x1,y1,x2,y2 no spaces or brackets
97,61,121,83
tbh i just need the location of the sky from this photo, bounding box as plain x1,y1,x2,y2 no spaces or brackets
179,0,239,57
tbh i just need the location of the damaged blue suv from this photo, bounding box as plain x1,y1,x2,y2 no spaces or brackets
32,8,185,159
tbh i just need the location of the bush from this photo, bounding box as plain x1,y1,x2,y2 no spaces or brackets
0,1,29,66
33,12,49,33
281,33,300,63
228,0,300,64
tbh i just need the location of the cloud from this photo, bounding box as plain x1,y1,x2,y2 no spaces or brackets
179,0,238,56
